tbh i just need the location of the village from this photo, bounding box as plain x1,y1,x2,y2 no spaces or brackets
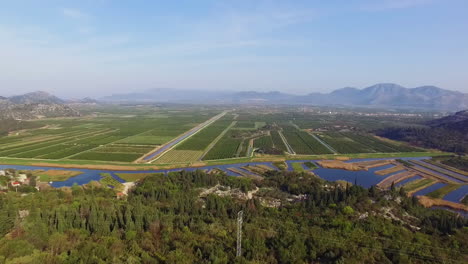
0,169,42,193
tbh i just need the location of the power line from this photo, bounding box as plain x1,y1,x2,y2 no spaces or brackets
237,210,243,258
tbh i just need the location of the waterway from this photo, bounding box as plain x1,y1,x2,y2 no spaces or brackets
1,156,466,208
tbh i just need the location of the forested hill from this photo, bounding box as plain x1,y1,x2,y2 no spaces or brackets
0,170,466,263
377,110,468,153
0,91,80,120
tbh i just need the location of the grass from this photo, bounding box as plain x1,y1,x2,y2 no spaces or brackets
99,173,124,192
114,173,155,182
404,179,435,192
69,152,142,162
36,170,83,182
155,150,204,164
426,184,463,199
304,162,318,169
291,162,304,172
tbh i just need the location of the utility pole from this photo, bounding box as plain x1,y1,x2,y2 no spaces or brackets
236,210,243,258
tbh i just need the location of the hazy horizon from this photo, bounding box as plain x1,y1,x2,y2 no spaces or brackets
1,0,467,98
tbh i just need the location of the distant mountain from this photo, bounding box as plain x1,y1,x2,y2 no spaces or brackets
9,91,65,104
67,97,99,104
101,83,468,111
0,91,80,120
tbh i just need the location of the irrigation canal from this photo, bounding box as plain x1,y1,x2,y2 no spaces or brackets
1,156,467,209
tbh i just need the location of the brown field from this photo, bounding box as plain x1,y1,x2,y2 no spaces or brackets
377,171,416,189
417,196,468,212
351,160,393,169
317,160,362,171
375,165,404,176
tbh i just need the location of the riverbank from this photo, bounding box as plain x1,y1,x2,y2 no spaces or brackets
0,152,446,171
417,196,468,212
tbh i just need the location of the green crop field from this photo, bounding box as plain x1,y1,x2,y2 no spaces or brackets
270,131,288,153
281,126,332,155
175,120,232,151
342,133,421,153
0,105,434,164
202,131,243,160
0,107,217,162
154,150,204,164
254,136,274,149
317,132,374,153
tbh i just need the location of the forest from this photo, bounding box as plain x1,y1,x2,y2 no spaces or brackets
0,119,41,137
376,126,468,154
0,170,467,263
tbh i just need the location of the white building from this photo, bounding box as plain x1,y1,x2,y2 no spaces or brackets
17,174,28,183
0,170,5,176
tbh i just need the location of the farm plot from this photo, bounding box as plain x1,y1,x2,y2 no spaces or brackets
254,136,274,149
154,150,204,164
70,152,142,162
270,131,288,153
37,144,98,159
282,128,332,155
202,131,243,160
0,110,218,162
175,120,232,151
342,133,420,153
317,132,374,153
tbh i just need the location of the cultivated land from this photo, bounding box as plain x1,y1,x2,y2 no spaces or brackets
0,105,449,167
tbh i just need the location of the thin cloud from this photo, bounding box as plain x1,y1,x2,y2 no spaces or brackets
61,8,89,19
362,0,434,11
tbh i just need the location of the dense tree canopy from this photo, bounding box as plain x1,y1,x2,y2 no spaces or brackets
0,170,466,263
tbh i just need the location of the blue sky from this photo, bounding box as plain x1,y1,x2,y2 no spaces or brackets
1,0,467,97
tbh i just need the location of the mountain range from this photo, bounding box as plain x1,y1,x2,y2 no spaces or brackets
101,83,468,111
0,91,80,120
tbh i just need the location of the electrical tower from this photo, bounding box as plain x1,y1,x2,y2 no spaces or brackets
236,210,243,257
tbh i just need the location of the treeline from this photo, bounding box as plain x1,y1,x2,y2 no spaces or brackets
376,126,468,153
0,119,41,136
0,170,466,263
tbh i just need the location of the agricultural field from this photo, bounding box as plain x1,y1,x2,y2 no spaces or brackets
342,133,421,153
175,119,233,151
270,131,288,153
0,107,217,163
281,126,332,155
0,105,435,164
254,135,274,150
202,131,243,160
316,132,374,154
154,150,204,164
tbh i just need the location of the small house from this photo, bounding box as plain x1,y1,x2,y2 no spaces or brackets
0,170,5,176
17,174,28,183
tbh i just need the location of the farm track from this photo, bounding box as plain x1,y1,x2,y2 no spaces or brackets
278,131,295,155
0,129,115,158
409,162,466,184
199,121,237,161
145,111,228,162
410,160,468,183
63,129,141,160
309,132,337,154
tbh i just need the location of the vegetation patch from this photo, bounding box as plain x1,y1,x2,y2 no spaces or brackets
291,162,304,172
426,184,463,199
36,170,83,182
99,173,124,192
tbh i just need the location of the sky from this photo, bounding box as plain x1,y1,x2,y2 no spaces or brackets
0,0,467,98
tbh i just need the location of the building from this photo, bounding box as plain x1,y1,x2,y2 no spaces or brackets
0,170,5,176
17,174,28,183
